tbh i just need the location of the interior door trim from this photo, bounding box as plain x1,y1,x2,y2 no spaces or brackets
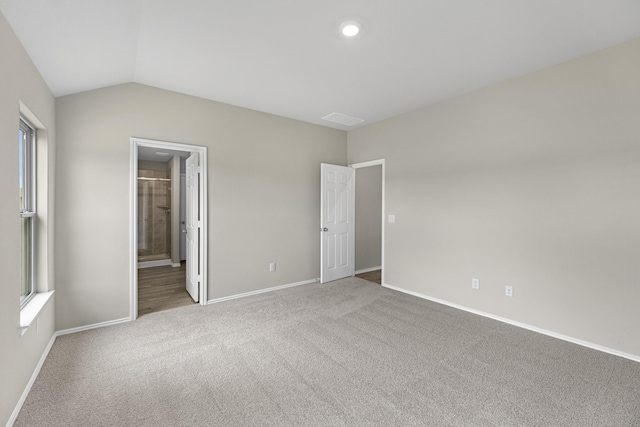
129,137,208,320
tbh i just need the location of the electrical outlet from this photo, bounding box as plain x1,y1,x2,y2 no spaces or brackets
505,286,513,297
472,278,480,290
269,262,276,272
388,214,396,223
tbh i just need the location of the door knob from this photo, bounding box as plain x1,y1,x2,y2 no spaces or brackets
321,227,328,232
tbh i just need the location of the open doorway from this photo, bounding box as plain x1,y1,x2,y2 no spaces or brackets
320,160,385,285
137,147,189,268
130,138,208,319
352,160,385,285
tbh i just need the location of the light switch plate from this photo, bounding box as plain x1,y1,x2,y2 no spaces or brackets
388,214,396,223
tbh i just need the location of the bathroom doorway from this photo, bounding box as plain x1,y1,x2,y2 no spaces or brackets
130,138,208,319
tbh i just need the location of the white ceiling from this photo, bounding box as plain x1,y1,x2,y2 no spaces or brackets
2,1,639,130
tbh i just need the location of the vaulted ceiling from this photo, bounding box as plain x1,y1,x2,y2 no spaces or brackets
2,0,639,130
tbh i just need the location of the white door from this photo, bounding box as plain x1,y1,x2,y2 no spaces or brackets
186,153,201,302
179,174,186,260
321,163,355,283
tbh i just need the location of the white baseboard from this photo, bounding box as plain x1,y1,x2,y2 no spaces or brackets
8,316,133,426
8,277,315,425
171,263,181,268
383,283,640,364
7,333,57,427
138,259,171,269
55,317,132,336
207,278,319,305
355,266,381,275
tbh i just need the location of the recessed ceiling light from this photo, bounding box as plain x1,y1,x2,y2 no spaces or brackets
340,21,361,37
155,152,170,156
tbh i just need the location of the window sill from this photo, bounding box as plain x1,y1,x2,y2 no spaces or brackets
19,291,54,336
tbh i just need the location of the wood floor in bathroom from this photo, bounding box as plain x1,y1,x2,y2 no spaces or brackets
355,269,381,284
137,262,196,316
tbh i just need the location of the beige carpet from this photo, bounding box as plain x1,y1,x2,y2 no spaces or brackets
15,277,640,426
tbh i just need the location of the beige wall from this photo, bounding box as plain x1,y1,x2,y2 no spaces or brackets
348,38,640,358
55,83,347,330
0,11,56,425
138,160,169,171
3,9,638,425
355,165,382,271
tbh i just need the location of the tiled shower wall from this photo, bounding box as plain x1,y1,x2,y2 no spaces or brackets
138,169,171,259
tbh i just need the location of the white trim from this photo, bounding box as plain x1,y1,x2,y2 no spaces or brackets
355,266,381,275
130,141,138,320
137,259,172,269
7,333,56,427
130,137,209,321
350,159,384,169
19,291,54,336
207,278,318,305
9,315,132,426
383,283,640,364
350,159,385,287
55,317,132,337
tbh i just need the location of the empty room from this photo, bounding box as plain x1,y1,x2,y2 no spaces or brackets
1,1,639,426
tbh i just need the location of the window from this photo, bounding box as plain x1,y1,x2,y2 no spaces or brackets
19,117,35,307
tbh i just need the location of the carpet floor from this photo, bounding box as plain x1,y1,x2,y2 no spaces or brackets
15,277,640,426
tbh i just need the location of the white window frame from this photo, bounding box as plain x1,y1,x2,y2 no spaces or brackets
19,117,36,308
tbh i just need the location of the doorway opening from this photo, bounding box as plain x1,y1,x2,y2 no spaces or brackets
352,160,385,285
137,148,189,267
130,138,208,320
320,160,385,285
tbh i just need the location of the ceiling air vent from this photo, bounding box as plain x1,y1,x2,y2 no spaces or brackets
321,112,364,126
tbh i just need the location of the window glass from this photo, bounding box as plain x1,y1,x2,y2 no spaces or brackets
19,118,35,306
21,217,32,300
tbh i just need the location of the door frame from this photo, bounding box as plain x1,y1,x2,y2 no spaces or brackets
350,159,385,286
129,137,208,320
